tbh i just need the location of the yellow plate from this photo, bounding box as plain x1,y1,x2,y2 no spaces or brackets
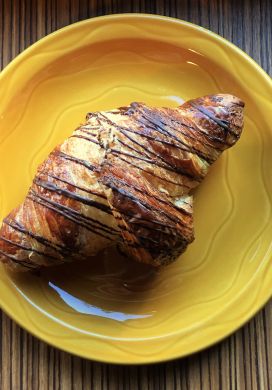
0,14,272,364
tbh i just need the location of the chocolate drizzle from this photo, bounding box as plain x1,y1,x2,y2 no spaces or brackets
3,219,69,255
0,236,59,261
103,166,191,217
71,134,100,146
108,153,187,188
56,151,97,172
133,107,202,152
191,103,230,130
110,147,200,181
102,176,189,228
28,190,115,241
0,248,35,269
96,112,205,178
169,116,222,152
190,102,239,140
45,173,107,200
34,178,112,215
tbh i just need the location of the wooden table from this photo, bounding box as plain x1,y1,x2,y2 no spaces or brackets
0,1,271,389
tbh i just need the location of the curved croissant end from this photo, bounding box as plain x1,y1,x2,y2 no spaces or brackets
0,94,244,271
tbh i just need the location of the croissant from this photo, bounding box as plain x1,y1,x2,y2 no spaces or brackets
0,94,244,271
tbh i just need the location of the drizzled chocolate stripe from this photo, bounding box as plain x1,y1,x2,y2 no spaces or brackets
110,147,200,181
190,103,230,130
34,179,118,235
97,112,206,168
119,128,204,166
4,219,69,254
0,236,59,261
120,212,177,237
73,128,107,150
117,135,188,177
34,178,112,215
177,116,228,146
45,173,107,199
81,125,101,130
118,124,190,169
28,191,114,241
118,134,206,182
117,131,152,160
103,178,190,228
104,164,191,217
132,114,212,164
117,138,150,160
127,219,175,236
114,218,164,248
71,134,100,145
86,112,102,121
133,106,195,149
0,249,35,269
113,211,175,229
155,103,229,146
168,116,222,152
56,151,97,172
190,102,239,138
118,120,193,155
159,112,221,156
125,234,172,259
110,148,177,175
94,112,202,179
109,153,187,189
76,128,98,137
114,141,189,188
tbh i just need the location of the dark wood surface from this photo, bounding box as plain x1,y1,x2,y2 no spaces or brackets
0,1,271,389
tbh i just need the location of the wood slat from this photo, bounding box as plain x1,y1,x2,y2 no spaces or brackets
0,1,271,389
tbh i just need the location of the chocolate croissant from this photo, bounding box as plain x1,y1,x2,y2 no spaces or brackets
0,94,244,271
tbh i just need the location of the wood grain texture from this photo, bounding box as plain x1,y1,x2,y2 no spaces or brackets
0,0,271,389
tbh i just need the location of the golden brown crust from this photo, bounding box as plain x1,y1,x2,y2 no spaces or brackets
0,94,244,271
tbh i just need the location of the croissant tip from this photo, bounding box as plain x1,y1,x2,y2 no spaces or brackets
208,93,245,107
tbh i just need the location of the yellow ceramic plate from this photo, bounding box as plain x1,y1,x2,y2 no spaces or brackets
0,14,271,364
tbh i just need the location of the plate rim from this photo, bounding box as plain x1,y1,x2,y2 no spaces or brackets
0,13,272,364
